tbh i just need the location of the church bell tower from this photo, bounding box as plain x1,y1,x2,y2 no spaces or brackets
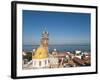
32,28,50,68
41,30,49,48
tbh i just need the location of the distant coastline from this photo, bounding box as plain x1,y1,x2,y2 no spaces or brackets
23,44,90,52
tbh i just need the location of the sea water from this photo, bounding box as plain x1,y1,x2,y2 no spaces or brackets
23,44,90,52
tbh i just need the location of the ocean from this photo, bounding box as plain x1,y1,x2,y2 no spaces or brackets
23,44,90,52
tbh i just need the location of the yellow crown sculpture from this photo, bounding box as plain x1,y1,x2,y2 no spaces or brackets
33,46,48,59
33,30,49,59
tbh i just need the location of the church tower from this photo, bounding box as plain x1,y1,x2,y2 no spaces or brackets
32,29,50,68
41,30,49,50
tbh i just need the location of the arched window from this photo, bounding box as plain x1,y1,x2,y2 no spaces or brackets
45,60,47,65
39,61,41,66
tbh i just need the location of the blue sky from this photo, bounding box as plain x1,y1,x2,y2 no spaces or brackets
23,10,90,45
